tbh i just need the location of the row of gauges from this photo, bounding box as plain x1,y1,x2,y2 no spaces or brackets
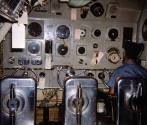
27,41,87,56
27,22,70,39
27,41,68,56
93,28,119,41
27,22,119,41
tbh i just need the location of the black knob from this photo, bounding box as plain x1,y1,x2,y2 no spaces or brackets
80,10,88,19
94,29,101,37
90,3,104,17
78,47,86,55
39,72,46,77
87,73,94,77
58,44,68,55
98,72,105,80
108,28,118,41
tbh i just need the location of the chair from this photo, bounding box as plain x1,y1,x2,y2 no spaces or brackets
116,77,147,125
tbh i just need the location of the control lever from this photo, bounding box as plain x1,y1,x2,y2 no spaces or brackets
75,84,83,125
8,84,18,125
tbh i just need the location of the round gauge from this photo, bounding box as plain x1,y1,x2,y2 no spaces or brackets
107,48,121,64
56,25,70,39
28,42,40,54
28,22,42,37
108,53,120,64
57,44,68,55
90,2,104,17
94,29,101,37
108,28,118,41
142,19,147,41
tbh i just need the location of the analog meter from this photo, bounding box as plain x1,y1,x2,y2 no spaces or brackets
107,47,121,64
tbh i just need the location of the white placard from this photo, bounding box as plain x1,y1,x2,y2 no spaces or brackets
45,54,52,69
12,23,25,49
71,8,77,20
38,77,45,89
75,29,81,40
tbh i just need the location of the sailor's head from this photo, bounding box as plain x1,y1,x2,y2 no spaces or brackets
123,41,144,60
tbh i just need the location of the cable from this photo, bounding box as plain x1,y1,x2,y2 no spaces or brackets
10,67,39,82
57,66,65,88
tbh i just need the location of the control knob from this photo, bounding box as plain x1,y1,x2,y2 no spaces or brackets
57,44,68,55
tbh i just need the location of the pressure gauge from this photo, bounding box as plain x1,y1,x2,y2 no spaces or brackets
28,22,42,37
28,42,40,54
107,47,121,64
56,25,70,39
90,2,104,17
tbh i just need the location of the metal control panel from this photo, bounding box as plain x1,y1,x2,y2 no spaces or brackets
3,19,137,69
2,0,141,88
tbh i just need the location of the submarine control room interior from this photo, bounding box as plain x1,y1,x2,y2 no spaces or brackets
0,0,147,125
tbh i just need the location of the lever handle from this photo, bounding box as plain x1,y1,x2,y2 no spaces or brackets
9,84,17,125
75,84,83,125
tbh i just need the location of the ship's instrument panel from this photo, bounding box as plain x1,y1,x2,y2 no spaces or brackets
2,0,140,88
1,0,147,125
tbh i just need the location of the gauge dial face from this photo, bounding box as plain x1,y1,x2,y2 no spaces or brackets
28,22,42,37
107,48,121,64
28,42,40,54
90,2,104,17
56,25,70,39
108,53,120,64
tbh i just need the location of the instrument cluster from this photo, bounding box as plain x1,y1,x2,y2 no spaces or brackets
2,0,138,88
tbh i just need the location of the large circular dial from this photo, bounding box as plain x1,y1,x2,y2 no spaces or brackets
56,25,70,39
108,28,118,41
28,42,40,54
90,2,104,17
142,19,147,41
28,22,42,37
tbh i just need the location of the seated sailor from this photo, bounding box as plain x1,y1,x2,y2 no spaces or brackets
107,41,147,95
